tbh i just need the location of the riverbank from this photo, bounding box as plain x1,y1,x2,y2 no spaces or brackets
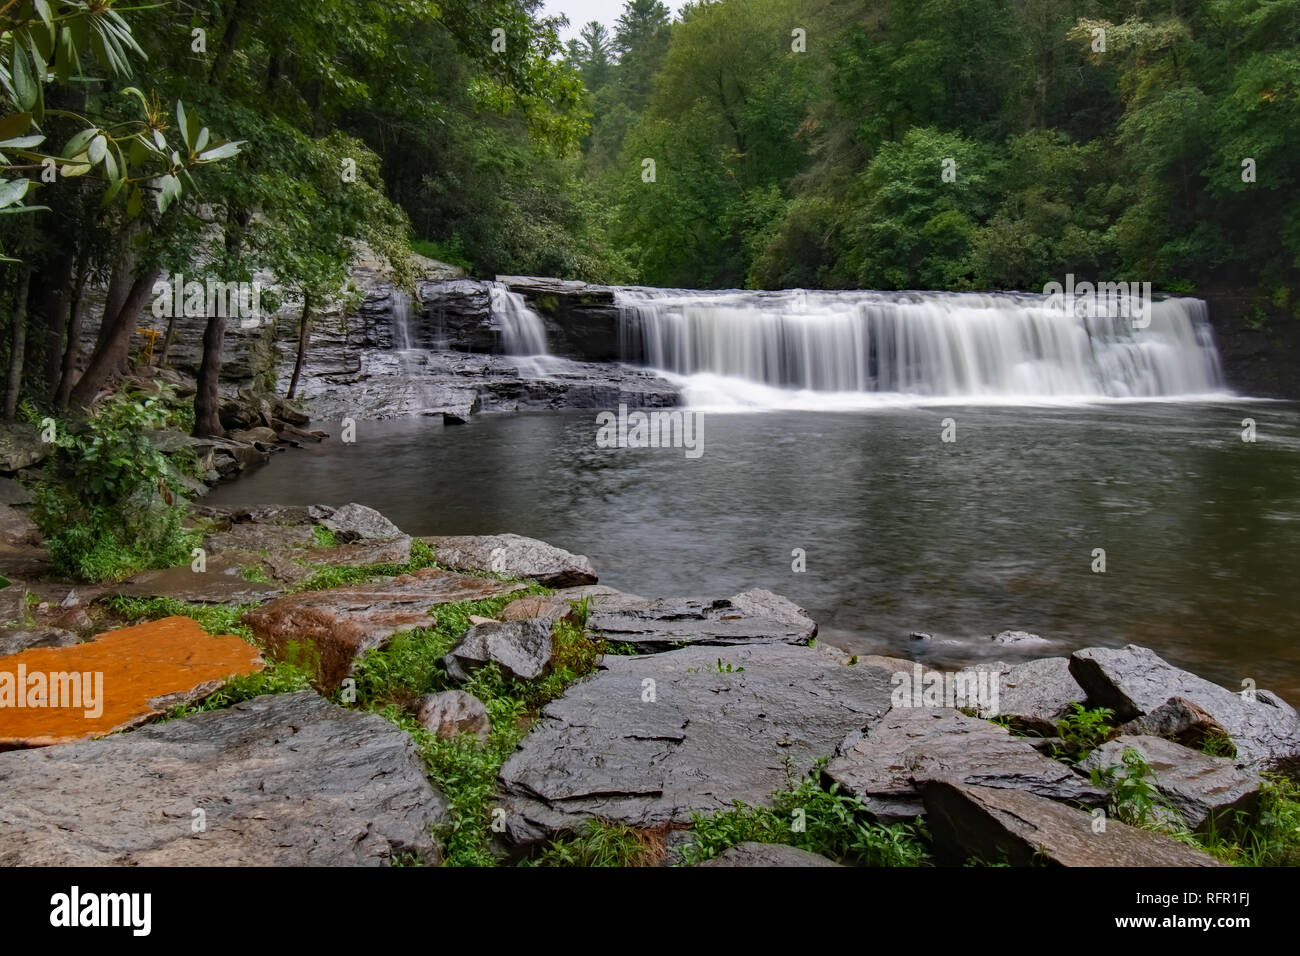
1,497,1298,866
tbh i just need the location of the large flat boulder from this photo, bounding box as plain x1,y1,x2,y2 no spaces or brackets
425,533,597,587
923,780,1224,867
1069,645,1300,769
587,589,816,652
242,568,525,689
1079,736,1261,832
959,657,1086,736
822,708,1106,823
0,691,446,865
0,616,263,748
496,643,896,845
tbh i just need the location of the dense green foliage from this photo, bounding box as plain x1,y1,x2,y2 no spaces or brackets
28,390,198,580
681,767,933,866
569,0,1300,303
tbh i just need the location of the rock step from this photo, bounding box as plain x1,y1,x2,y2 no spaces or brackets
0,691,446,865
923,780,1224,867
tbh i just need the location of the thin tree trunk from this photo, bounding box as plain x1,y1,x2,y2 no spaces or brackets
4,266,32,420
287,292,313,400
209,0,251,87
158,313,178,367
54,279,86,409
67,266,163,410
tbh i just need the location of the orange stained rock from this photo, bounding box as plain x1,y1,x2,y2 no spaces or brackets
0,615,263,748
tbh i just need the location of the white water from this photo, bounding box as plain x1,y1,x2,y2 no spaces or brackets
614,288,1229,407
489,282,549,356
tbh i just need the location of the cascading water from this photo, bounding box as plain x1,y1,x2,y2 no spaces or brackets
489,282,549,356
614,288,1228,405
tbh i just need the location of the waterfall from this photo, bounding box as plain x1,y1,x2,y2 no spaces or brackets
489,282,549,356
614,288,1227,403
391,289,414,350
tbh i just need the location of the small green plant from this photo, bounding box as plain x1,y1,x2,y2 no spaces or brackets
1089,746,1184,831
525,820,665,867
311,525,337,548
681,765,931,867
1054,703,1116,760
240,564,271,583
1198,729,1237,759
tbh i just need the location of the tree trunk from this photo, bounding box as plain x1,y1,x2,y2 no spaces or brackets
98,241,139,351
54,279,86,409
209,0,251,87
287,293,313,400
192,313,227,437
67,266,162,410
4,266,32,420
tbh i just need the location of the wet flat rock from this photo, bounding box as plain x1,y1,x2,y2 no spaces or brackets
923,780,1224,867
242,568,525,689
113,559,284,605
0,616,263,748
497,643,896,845
587,589,817,652
822,708,1106,823
425,533,597,588
1079,736,1261,832
1070,645,1300,769
0,691,446,865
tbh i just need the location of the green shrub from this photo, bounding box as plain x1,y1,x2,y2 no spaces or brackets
681,767,932,867
30,391,198,582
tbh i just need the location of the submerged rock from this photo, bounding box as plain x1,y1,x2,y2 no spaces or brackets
496,643,896,845
0,691,446,865
587,588,816,652
1070,645,1300,769
923,780,1224,867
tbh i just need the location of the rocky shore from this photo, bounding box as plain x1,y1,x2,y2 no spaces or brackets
2,498,1297,867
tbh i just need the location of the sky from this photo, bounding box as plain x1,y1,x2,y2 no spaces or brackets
542,1,688,44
